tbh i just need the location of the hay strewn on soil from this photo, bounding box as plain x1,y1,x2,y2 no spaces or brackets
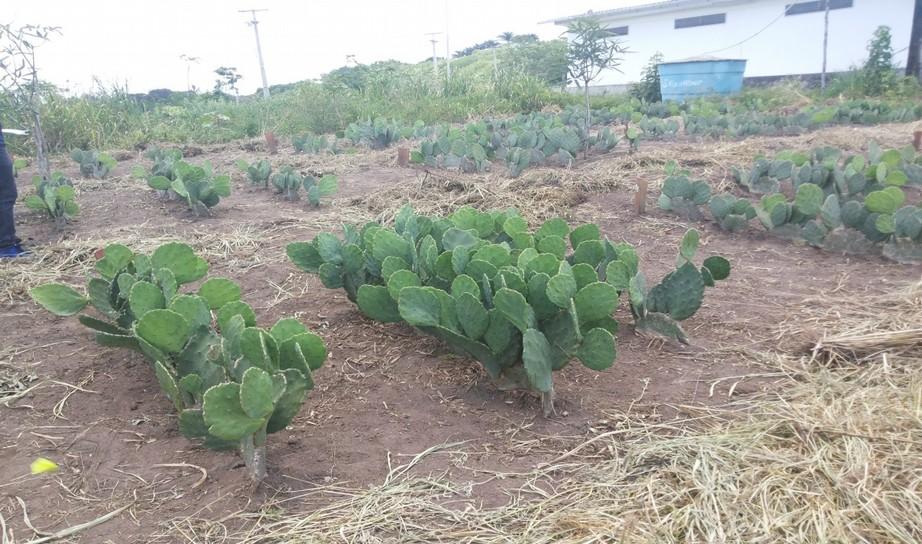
219,281,922,544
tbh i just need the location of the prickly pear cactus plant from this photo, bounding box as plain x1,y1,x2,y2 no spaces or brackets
149,161,231,217
609,229,731,344
288,205,731,416
71,149,116,179
708,194,755,232
303,174,339,207
658,169,711,220
271,166,303,201
22,172,79,227
29,242,325,482
237,158,272,188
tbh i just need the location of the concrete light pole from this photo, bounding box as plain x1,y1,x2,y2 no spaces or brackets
240,9,271,99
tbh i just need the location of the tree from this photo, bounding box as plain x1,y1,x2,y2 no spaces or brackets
862,26,896,95
214,66,243,103
0,23,59,180
907,0,922,81
631,52,664,103
511,33,539,45
564,18,627,136
497,32,515,44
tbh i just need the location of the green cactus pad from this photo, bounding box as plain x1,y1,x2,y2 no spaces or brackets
154,360,184,411
635,312,689,344
535,218,569,240
86,278,117,319
522,329,554,393
569,224,601,249
266,368,311,433
269,318,307,343
287,242,324,273
647,263,705,321
178,409,209,439
240,328,280,372
135,309,191,353
573,282,619,323
150,242,209,284
537,235,567,259
280,333,327,371
456,293,490,340
128,281,166,318
493,288,537,333
30,283,89,316
197,278,242,310
240,367,285,419
217,301,257,331
573,240,605,267
357,285,402,323
94,244,134,279
398,286,442,327
701,256,731,281
202,383,266,441
577,328,616,370
450,274,481,301
387,269,422,300
546,273,577,308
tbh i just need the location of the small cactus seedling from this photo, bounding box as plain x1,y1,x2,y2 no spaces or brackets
505,147,531,178
12,157,28,178
71,149,116,179
29,242,326,482
22,172,79,227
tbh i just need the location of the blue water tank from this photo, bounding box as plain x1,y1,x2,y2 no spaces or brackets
657,57,747,101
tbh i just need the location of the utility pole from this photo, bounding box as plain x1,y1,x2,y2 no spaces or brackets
445,0,452,82
821,0,830,90
239,9,271,98
907,0,922,80
425,33,441,77
180,54,200,92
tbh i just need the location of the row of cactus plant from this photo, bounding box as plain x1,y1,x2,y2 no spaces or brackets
146,161,231,217
345,118,432,150
71,149,117,179
292,133,337,154
29,242,326,481
733,143,921,197
658,166,922,263
411,112,643,178
22,172,79,227
287,205,730,416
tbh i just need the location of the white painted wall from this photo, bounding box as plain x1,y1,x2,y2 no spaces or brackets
563,0,915,86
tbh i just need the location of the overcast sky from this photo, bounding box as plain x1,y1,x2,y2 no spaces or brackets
5,0,651,95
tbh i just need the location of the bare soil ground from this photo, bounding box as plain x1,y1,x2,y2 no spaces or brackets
1,124,919,543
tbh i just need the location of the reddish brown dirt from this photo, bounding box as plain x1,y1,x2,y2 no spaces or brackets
1,130,919,542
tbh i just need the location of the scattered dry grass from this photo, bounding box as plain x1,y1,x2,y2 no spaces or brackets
196,280,922,544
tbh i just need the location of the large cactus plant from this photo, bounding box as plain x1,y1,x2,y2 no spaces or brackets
30,242,325,481
288,206,731,416
236,158,272,188
23,172,79,227
271,166,303,201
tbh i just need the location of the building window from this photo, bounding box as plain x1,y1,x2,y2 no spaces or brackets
675,13,726,29
603,26,629,37
785,0,853,16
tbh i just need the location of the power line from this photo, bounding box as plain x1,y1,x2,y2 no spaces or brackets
239,9,271,99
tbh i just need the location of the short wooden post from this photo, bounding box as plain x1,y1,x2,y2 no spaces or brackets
397,147,410,167
634,179,648,215
914,130,922,152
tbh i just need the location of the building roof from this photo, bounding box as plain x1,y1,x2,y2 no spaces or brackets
545,0,759,25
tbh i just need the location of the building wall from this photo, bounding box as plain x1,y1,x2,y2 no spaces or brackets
569,0,915,86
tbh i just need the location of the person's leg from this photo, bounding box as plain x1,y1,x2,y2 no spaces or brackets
0,134,20,250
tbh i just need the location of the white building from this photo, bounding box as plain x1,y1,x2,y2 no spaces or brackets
548,0,916,91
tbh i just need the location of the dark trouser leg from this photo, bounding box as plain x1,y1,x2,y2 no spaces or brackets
0,141,19,249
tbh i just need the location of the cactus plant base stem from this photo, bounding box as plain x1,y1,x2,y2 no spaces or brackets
241,434,268,483
541,390,556,418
